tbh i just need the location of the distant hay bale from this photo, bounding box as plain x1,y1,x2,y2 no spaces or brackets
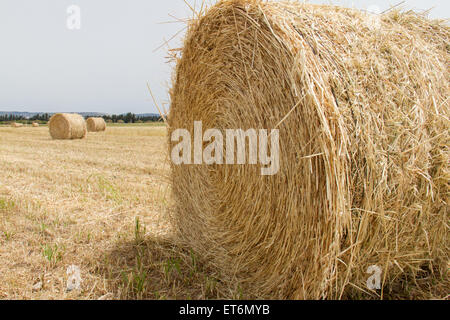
117,120,124,124
11,122,23,128
48,113,87,140
32,122,39,127
86,117,106,132
168,1,449,299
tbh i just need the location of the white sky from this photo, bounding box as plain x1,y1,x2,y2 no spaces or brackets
0,0,448,114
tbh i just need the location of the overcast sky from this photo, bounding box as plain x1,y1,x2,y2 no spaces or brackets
0,0,448,114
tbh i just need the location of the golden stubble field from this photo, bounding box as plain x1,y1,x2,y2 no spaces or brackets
0,124,228,300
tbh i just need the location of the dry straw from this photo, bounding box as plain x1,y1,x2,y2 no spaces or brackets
11,122,23,128
86,117,106,132
32,122,39,127
168,0,449,299
48,113,87,140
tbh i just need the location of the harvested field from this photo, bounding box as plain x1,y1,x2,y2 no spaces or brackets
0,0,448,300
0,124,224,299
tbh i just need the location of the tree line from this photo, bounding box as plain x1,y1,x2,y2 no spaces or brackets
0,113,163,124
104,113,163,123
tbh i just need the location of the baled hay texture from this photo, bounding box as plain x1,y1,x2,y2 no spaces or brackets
32,122,39,127
48,113,87,140
169,0,450,299
86,117,106,132
11,122,23,128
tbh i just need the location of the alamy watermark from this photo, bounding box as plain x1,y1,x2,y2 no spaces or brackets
66,265,82,292
171,121,280,176
366,265,382,290
67,5,81,30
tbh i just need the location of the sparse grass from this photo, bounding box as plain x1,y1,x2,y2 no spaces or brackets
2,230,14,241
0,198,15,211
134,217,146,245
41,243,63,265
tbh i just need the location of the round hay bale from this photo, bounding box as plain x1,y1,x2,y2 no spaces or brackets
11,122,23,128
168,1,449,299
86,117,106,132
48,113,87,140
117,119,125,124
32,122,39,127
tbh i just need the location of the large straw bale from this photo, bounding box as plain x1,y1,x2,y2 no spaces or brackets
48,113,87,140
11,122,23,128
168,0,449,299
86,117,106,132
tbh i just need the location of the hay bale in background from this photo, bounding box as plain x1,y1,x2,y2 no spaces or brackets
86,117,106,132
48,113,87,140
169,0,449,299
11,122,23,128
32,122,39,127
